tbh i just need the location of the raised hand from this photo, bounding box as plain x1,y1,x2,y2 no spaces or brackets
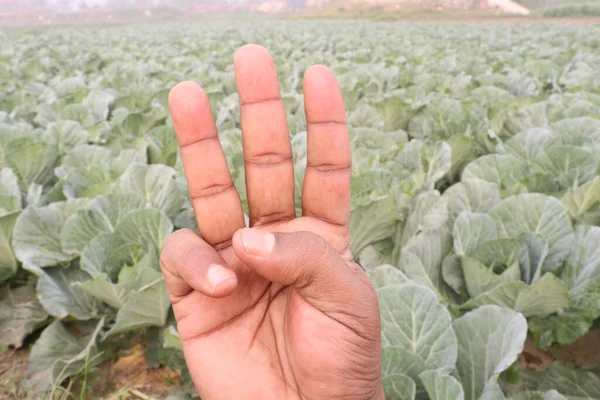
160,44,383,400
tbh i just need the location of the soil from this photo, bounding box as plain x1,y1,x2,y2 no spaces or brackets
3,330,600,398
0,344,181,400
0,347,29,400
95,344,181,399
520,330,600,371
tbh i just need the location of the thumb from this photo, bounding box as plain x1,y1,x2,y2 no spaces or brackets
231,228,378,321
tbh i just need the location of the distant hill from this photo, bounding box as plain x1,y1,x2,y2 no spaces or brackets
297,0,530,14
515,0,595,8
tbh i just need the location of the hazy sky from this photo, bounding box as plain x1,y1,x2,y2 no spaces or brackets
42,0,254,9
46,0,108,8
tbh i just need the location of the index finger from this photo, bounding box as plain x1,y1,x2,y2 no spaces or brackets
169,81,245,249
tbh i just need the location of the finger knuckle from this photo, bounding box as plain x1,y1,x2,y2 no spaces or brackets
160,229,200,271
296,232,329,264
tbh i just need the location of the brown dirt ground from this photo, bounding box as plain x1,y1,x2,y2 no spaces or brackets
520,330,600,371
0,348,29,400
0,344,181,400
3,330,600,398
89,344,181,400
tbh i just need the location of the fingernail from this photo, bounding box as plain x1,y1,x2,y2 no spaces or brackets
207,264,236,290
241,228,275,256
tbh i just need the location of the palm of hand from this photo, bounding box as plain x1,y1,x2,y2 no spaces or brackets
160,45,383,400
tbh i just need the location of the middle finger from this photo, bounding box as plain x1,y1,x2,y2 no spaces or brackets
234,45,296,227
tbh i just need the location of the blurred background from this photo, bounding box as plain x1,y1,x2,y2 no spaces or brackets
2,0,600,400
2,0,600,28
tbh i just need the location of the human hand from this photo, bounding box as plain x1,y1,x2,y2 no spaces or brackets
160,44,383,400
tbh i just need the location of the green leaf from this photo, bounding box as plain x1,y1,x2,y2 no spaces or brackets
25,318,105,391
397,139,423,174
400,228,454,302
532,225,600,346
472,238,523,272
113,208,173,256
358,240,395,271
462,154,528,190
447,135,478,180
0,167,22,214
116,164,184,220
460,280,528,312
41,121,90,155
146,125,179,166
382,346,428,383
551,117,600,146
0,285,48,348
77,249,160,309
80,209,171,280
55,145,113,198
36,265,101,320
460,272,569,318
378,284,457,371
519,233,550,284
504,127,555,163
348,104,384,129
383,374,416,400
562,176,600,225
537,364,600,398
121,113,143,136
479,378,507,400
461,257,520,298
531,314,594,349
61,192,145,255
121,109,167,137
372,94,412,132
564,225,600,305
453,212,498,257
419,370,465,400
25,183,43,208
513,273,570,318
163,324,183,351
59,104,92,126
12,199,89,272
107,277,171,336
111,147,148,178
442,179,501,220
453,305,527,400
489,194,574,273
174,207,198,231
121,250,162,287
73,274,134,309
532,145,598,190
6,139,59,190
442,253,466,296
504,99,548,136
350,196,399,256
423,141,452,189
408,97,468,140
82,90,115,122
367,265,412,289
400,190,449,248
80,232,135,280
0,211,20,282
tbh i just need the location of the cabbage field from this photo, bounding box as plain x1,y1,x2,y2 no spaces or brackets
2,19,600,399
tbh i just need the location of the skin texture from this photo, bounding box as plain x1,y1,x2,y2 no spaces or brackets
160,44,384,400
